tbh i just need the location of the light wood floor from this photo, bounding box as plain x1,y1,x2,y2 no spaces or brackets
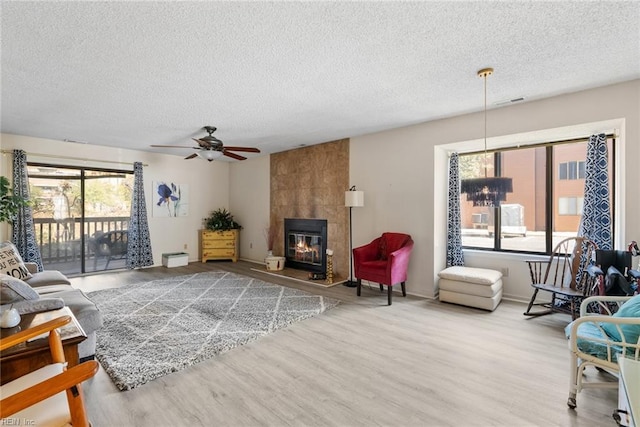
70,261,619,427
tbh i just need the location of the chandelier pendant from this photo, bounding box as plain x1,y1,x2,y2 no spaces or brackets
461,67,513,207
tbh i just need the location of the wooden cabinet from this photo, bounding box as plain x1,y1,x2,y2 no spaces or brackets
199,229,239,263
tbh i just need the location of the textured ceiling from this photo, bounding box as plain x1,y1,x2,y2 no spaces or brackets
1,1,639,160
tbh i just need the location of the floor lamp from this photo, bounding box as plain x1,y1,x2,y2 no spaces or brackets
344,186,364,287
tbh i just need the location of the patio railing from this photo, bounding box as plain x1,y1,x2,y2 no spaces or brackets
34,216,129,265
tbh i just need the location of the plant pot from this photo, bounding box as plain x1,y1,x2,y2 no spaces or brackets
265,256,285,271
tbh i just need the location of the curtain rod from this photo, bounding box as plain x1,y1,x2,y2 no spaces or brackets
460,133,616,157
0,149,148,167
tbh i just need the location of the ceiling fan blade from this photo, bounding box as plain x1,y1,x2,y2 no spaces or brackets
150,145,192,148
223,146,261,153
223,151,247,161
185,153,198,160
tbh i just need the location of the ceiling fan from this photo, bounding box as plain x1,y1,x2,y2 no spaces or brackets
151,126,260,161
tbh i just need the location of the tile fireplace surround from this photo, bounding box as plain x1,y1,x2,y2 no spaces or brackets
270,139,350,279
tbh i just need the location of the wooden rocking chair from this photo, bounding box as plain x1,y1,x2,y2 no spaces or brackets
524,236,599,320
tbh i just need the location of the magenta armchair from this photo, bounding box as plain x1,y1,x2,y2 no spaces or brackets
353,232,414,305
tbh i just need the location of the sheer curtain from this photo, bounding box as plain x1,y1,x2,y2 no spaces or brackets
446,152,464,267
11,149,44,270
126,162,154,269
578,133,612,251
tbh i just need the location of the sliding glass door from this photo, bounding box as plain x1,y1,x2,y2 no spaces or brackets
27,163,133,275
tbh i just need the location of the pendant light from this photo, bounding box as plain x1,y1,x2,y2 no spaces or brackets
460,68,512,207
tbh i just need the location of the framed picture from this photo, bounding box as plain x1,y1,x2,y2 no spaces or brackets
152,181,188,217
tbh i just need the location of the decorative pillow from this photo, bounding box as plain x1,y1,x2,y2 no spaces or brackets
1,297,64,315
0,274,39,304
601,294,640,344
0,242,33,280
565,320,623,360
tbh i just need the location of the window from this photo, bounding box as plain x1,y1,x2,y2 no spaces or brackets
578,161,585,179
27,163,133,275
558,197,584,215
460,138,614,254
558,161,585,180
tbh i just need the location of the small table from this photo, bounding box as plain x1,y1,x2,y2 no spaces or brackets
0,306,87,385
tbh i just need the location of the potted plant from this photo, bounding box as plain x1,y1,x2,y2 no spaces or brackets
204,208,241,231
0,176,28,224
200,208,241,263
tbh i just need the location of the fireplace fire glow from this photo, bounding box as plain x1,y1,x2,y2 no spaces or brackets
291,234,322,265
284,218,327,273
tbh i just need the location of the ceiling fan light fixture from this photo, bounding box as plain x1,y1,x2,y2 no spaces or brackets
150,125,258,162
197,150,224,161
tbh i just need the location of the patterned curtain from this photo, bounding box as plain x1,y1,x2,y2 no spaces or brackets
578,134,612,250
446,153,464,267
126,162,154,269
11,150,44,270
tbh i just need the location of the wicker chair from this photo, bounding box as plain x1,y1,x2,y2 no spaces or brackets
566,295,640,408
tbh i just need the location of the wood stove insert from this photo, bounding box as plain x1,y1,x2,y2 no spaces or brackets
284,218,327,274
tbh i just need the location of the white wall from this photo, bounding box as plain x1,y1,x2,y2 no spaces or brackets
0,134,229,266
229,155,270,263
349,79,639,301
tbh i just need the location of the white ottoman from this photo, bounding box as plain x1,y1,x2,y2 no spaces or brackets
438,266,503,311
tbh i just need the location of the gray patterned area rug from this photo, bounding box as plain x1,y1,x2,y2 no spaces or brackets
88,271,339,391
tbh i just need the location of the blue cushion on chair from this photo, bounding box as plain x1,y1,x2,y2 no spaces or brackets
601,294,640,344
565,321,623,360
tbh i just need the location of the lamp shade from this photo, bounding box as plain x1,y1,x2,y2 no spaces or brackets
345,190,364,207
197,150,224,161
